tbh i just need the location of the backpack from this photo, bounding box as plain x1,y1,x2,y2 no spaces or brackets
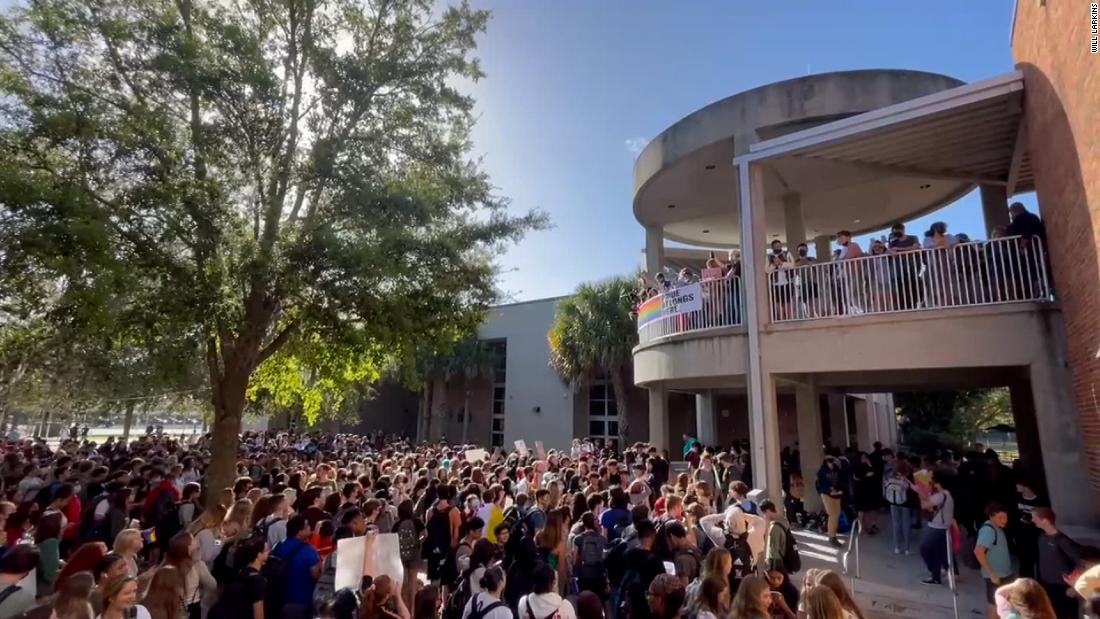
261,539,308,615
397,518,421,564
0,585,21,606
961,523,997,570
737,499,758,516
604,538,629,588
884,479,908,506
525,599,560,619
468,595,507,619
770,521,801,574
445,569,474,619
695,524,715,557
312,553,338,613
80,494,112,545
653,519,673,561
576,532,607,580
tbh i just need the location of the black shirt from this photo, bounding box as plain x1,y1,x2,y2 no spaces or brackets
1006,211,1046,243
210,566,266,619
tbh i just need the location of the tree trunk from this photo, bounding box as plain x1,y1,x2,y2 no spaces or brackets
205,366,249,509
419,380,432,443
461,386,471,445
610,367,630,451
122,400,136,442
40,410,52,438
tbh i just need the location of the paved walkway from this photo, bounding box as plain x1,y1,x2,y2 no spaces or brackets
792,521,986,619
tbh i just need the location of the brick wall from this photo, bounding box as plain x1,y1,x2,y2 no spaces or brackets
1013,1,1100,488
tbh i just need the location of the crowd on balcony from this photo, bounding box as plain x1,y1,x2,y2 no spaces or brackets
633,202,1049,327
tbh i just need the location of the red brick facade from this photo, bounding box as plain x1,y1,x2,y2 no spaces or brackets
1013,2,1100,488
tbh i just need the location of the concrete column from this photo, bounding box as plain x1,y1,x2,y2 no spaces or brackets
782,193,806,247
648,385,670,452
645,226,665,276
696,390,717,447
852,398,871,451
795,381,824,512
827,393,849,449
1010,381,1046,491
739,161,781,499
1029,360,1094,526
980,185,1011,237
747,373,783,500
814,235,833,263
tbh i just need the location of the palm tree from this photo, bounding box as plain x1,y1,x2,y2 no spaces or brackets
444,339,499,444
548,277,639,447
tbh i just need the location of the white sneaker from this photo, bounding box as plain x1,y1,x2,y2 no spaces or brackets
894,547,901,555
905,549,911,556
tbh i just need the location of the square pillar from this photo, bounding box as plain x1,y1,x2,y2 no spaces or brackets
648,385,670,452
739,161,782,500
980,185,1010,237
852,397,871,451
782,193,806,247
696,390,717,447
1029,360,1095,526
827,393,849,449
645,226,665,276
795,382,824,512
814,234,833,263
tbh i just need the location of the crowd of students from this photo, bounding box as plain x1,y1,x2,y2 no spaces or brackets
0,430,1097,619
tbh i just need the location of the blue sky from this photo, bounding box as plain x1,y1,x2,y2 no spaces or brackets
466,0,1034,302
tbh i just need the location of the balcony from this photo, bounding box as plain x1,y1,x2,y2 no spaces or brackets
767,236,1051,322
636,277,744,345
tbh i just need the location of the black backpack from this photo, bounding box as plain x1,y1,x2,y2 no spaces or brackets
80,494,112,545
774,520,801,573
604,538,629,588
445,569,474,619
576,532,607,580
261,540,308,615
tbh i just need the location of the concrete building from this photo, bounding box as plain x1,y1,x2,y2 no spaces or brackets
632,64,1098,526
405,295,895,464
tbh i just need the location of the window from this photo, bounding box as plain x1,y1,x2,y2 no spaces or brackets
588,380,618,443
486,340,506,447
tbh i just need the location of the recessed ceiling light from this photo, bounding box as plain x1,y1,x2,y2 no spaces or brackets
702,229,710,234
667,204,676,209
919,183,932,189
704,164,716,170
854,219,861,224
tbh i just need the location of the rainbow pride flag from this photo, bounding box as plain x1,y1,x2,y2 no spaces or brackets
637,296,663,326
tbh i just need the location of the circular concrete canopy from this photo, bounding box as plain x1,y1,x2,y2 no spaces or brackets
633,70,970,247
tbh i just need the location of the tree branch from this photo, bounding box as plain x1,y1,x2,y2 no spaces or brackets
256,320,298,365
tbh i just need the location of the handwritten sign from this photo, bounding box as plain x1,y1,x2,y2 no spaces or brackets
665,283,702,314
535,441,546,461
334,533,404,590
701,267,723,280
465,448,487,463
514,440,529,458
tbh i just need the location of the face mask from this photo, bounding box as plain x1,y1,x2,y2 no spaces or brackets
798,248,807,257
772,248,782,254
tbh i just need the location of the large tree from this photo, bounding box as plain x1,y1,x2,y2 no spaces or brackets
548,277,637,447
0,0,543,500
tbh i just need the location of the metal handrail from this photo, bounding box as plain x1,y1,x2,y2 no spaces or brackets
945,528,960,619
841,518,862,587
636,276,744,344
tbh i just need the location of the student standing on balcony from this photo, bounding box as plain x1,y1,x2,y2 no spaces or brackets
766,240,795,320
793,243,818,318
888,222,923,309
833,231,864,316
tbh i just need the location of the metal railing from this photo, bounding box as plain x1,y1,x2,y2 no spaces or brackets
637,277,744,345
841,518,862,587
768,236,1051,323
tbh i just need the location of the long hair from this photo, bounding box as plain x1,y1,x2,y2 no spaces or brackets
53,570,95,619
223,499,253,540
164,531,194,577
817,571,867,619
1003,578,1057,619
690,574,728,616
730,574,770,619
535,508,564,551
187,504,227,535
803,585,846,619
700,548,731,580
143,566,185,619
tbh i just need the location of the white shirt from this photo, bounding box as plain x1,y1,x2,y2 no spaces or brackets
98,605,152,619
463,593,511,619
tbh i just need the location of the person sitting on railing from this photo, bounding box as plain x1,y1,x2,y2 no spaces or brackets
766,240,796,321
